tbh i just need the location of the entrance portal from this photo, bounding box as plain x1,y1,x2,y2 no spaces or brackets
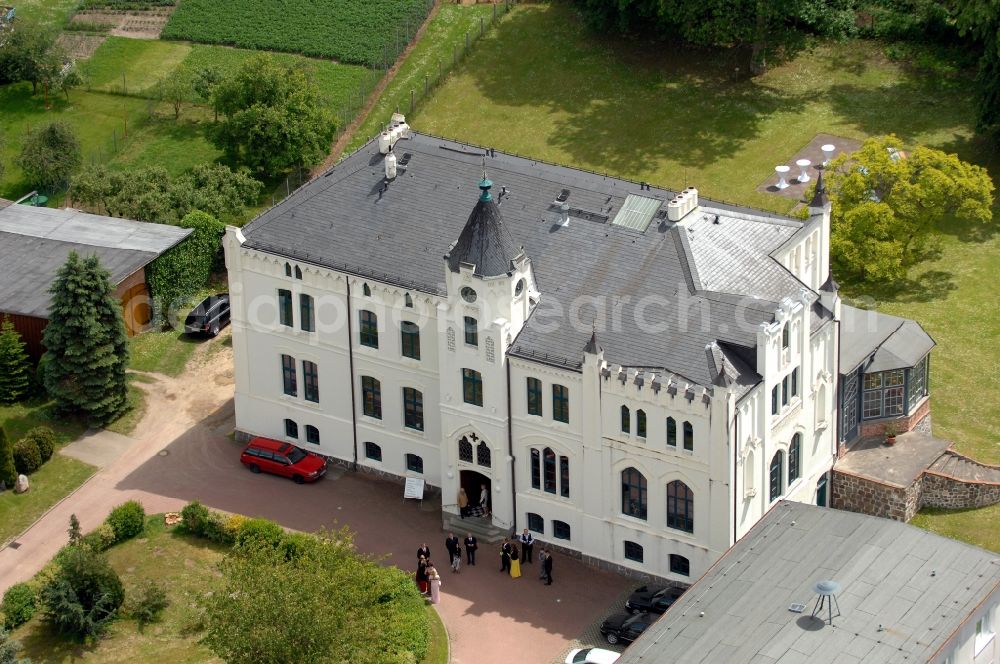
460,469,491,518
816,473,829,507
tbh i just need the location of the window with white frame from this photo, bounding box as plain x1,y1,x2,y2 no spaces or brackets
975,611,995,655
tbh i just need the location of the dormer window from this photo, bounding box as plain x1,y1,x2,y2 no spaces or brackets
461,287,477,303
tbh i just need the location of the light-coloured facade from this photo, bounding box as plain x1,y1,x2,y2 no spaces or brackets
224,133,843,581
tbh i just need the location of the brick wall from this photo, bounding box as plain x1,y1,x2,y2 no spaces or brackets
921,473,1000,510
831,470,922,522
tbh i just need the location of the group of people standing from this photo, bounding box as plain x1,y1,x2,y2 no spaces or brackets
416,529,554,603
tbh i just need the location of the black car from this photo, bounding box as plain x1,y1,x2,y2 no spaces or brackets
599,611,656,645
184,293,231,336
624,584,685,614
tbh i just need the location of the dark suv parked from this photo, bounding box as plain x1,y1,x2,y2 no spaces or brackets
184,293,230,336
625,585,686,614
599,611,657,645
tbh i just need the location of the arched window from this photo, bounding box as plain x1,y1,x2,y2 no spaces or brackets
788,433,801,483
464,316,478,346
527,513,544,533
624,541,644,563
364,441,382,461
816,383,828,427
636,409,647,438
621,406,630,434
530,449,540,489
543,447,556,494
359,310,378,347
400,321,420,360
782,323,790,349
744,449,755,495
302,360,319,403
683,421,694,451
553,520,571,540
669,554,690,576
666,417,677,447
361,376,381,419
281,354,297,396
462,368,483,406
560,456,570,498
769,450,784,501
666,481,694,533
621,467,647,520
362,283,371,297
406,454,423,474
476,441,491,467
284,263,292,277
459,436,473,463
404,292,413,308
284,419,298,438
305,425,320,445
294,265,302,280
299,294,315,332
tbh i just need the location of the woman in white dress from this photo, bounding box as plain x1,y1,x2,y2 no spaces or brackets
428,564,442,604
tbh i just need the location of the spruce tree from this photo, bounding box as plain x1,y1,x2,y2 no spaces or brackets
42,252,129,426
0,317,32,404
0,427,15,490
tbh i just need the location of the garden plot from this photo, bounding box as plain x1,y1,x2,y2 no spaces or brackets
71,6,176,39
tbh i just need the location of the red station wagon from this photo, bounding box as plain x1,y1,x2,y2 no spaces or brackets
240,437,327,484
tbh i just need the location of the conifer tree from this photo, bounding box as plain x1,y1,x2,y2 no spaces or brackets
0,427,15,490
0,317,31,404
41,252,129,426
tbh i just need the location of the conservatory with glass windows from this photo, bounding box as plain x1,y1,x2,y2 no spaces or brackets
838,304,935,446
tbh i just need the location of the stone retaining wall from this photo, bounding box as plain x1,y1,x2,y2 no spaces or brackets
921,472,1000,509
831,470,922,522
859,398,931,440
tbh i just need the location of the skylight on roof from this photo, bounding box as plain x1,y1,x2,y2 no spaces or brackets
611,194,662,232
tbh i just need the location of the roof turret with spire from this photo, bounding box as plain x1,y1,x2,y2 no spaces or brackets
809,168,830,210
446,170,521,277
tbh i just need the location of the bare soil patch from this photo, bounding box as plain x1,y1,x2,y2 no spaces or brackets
57,32,106,59
72,7,176,40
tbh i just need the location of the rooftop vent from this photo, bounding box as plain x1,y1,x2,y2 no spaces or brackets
555,188,570,204
667,187,699,222
810,580,841,625
379,113,411,154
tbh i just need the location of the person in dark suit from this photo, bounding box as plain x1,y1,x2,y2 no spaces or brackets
445,533,460,572
519,528,534,564
417,543,431,562
542,549,553,585
464,533,478,565
499,538,512,573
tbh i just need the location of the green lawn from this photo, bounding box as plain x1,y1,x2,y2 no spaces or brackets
0,455,96,546
347,2,499,154
0,83,220,198
0,398,87,444
911,504,1000,553
422,605,449,664
13,516,227,663
128,330,203,377
9,0,80,28
82,37,194,96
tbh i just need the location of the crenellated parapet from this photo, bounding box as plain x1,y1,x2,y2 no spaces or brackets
599,364,713,413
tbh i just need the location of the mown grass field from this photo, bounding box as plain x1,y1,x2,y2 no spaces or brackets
414,2,999,465
9,0,79,28
161,0,431,67
0,455,95,546
911,504,1000,553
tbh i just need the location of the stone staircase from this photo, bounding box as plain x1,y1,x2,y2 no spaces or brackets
442,511,510,544
928,451,1000,483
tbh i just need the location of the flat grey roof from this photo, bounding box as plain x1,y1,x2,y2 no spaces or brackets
243,132,827,391
619,501,1000,664
0,206,191,318
840,305,935,374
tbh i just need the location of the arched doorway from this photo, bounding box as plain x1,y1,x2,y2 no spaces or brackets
460,469,491,518
816,472,829,507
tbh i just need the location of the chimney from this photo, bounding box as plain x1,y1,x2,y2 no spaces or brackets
384,148,397,180
378,128,391,155
559,202,570,227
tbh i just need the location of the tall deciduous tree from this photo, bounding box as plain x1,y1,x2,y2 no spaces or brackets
17,121,82,192
211,54,336,176
0,427,16,490
42,252,129,426
159,66,193,120
576,0,856,74
0,316,31,404
826,135,994,283
0,15,59,93
954,0,1000,142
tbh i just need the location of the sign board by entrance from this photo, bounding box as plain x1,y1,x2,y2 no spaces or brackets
404,477,425,501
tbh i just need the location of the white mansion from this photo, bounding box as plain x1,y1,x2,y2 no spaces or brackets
224,126,932,581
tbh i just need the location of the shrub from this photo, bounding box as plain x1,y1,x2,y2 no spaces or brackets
1,583,35,630
106,500,145,543
22,427,56,462
223,514,247,541
126,580,169,624
0,626,26,664
180,500,210,536
234,518,284,549
80,523,118,553
279,532,316,561
201,512,233,545
11,439,41,475
40,546,124,638
0,428,15,490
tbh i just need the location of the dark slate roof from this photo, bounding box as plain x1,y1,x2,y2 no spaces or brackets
620,501,1000,664
445,180,520,277
242,132,821,391
840,304,935,374
0,206,191,318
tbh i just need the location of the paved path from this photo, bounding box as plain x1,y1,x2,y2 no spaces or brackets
0,344,629,664
59,428,137,468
